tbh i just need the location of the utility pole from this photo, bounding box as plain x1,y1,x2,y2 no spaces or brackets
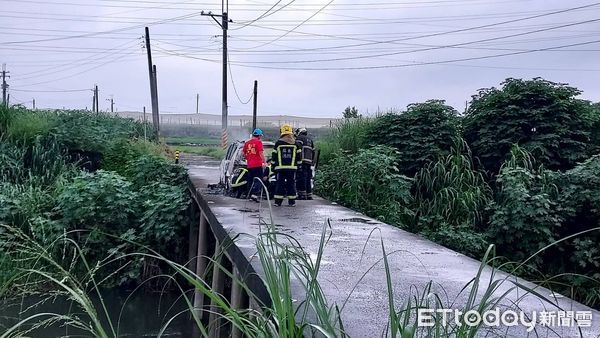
252,80,258,131
144,27,160,135
201,8,231,149
92,85,99,113
1,64,9,108
143,106,147,141
152,64,160,134
196,93,199,114
107,95,114,113
32,98,35,110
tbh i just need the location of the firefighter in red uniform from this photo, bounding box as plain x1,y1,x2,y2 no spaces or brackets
272,124,301,207
242,128,266,202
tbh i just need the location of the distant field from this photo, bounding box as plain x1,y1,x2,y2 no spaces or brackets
173,145,225,159
164,136,220,145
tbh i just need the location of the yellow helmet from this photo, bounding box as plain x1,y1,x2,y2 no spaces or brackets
280,124,293,136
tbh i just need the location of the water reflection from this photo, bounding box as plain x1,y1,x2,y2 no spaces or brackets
0,288,195,337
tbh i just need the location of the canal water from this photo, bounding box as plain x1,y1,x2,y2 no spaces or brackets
0,288,196,337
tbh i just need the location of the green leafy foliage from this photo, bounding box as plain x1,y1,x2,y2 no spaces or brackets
52,110,147,153
367,100,460,176
316,117,375,166
316,145,414,226
413,141,492,257
342,105,361,119
414,140,491,231
464,78,592,174
0,107,192,289
487,147,562,266
586,102,600,156
139,183,190,254
124,155,188,189
4,110,56,145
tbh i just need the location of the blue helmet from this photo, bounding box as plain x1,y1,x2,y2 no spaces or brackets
252,128,263,136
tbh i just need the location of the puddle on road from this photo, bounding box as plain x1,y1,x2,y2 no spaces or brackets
234,207,257,213
337,217,378,224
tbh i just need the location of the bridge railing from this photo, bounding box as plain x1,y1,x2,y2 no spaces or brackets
186,179,271,338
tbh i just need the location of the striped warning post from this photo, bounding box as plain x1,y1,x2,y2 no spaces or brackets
175,150,180,164
221,128,228,150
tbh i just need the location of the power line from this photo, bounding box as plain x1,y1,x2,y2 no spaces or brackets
235,2,600,51
227,38,600,71
228,53,253,105
0,11,204,45
230,18,600,65
242,0,336,49
231,0,297,30
10,88,91,93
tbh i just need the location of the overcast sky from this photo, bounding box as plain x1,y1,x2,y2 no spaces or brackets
2,0,600,117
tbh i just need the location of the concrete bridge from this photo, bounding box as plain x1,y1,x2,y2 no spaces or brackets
182,155,600,338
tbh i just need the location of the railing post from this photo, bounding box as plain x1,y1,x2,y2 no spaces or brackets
208,242,225,338
230,266,248,338
187,207,199,271
193,213,209,318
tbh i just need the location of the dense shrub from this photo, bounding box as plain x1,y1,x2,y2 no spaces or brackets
139,182,190,254
124,155,188,189
315,117,375,166
52,110,146,153
316,145,414,226
487,148,562,266
0,107,192,289
464,78,591,174
368,100,460,176
413,140,491,232
413,141,492,257
556,155,600,301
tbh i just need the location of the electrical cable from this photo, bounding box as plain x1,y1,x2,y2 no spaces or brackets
228,51,253,105
226,38,600,71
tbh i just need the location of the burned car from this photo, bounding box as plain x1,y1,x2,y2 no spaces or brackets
219,140,275,198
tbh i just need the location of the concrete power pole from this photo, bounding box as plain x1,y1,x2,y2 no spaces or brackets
143,106,147,141
32,99,35,110
1,64,10,108
202,7,231,149
94,85,99,113
144,27,160,136
252,80,258,131
196,93,199,114
107,95,114,113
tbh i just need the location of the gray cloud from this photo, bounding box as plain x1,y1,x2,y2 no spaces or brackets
2,0,600,116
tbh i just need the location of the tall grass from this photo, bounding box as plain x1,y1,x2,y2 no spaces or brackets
2,213,590,338
316,118,374,166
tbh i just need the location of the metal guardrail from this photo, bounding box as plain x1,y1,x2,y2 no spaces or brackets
186,179,271,338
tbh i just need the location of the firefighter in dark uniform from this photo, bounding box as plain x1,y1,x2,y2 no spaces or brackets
272,124,301,207
295,127,315,200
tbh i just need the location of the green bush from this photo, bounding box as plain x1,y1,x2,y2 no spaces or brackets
487,148,562,266
368,100,460,176
316,117,375,166
139,183,190,255
556,155,600,284
124,155,187,189
423,226,489,258
5,110,56,145
102,138,164,173
413,140,492,234
0,182,56,231
464,78,592,174
315,145,414,226
52,111,146,153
